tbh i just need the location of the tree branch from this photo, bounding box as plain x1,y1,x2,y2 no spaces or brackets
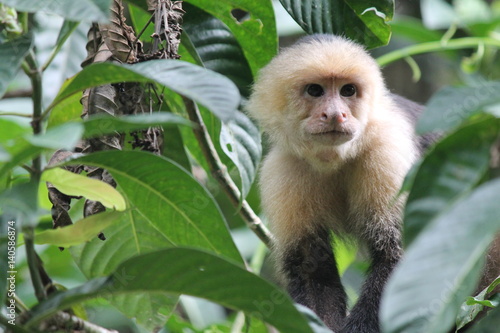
39,312,119,333
183,98,274,248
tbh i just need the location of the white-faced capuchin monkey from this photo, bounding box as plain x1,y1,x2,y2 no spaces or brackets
246,34,440,332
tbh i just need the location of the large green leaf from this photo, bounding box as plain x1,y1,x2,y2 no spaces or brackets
417,82,500,134
381,178,500,333
182,0,277,76
404,118,499,244
27,248,314,333
62,150,243,263
0,35,32,97
50,60,240,123
182,3,254,98
0,0,111,22
69,209,178,329
279,0,394,48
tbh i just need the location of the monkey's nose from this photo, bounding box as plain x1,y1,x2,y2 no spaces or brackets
321,111,347,123
336,112,347,123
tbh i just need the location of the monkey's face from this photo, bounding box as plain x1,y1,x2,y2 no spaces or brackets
294,77,367,147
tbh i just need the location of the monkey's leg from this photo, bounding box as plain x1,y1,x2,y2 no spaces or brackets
281,228,347,331
341,235,402,333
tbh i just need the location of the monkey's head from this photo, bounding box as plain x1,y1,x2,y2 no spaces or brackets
247,34,388,169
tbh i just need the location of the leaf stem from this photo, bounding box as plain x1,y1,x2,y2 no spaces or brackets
377,37,500,67
183,98,274,248
41,21,80,72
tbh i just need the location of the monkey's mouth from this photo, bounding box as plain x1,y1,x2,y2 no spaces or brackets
311,129,352,137
309,129,354,143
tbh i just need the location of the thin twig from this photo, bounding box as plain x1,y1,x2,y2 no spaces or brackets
183,98,274,248
377,36,500,67
3,89,32,98
0,112,32,118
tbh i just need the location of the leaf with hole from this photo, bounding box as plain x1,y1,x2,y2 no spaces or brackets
220,111,261,199
182,3,254,98
279,0,393,48
182,0,277,76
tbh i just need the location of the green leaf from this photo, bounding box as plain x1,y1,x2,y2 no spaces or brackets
62,151,243,263
83,112,192,138
456,276,500,330
0,216,17,307
26,122,83,150
220,111,261,199
279,0,394,49
162,125,192,171
27,248,314,333
0,121,82,180
390,16,442,43
46,86,82,129
35,211,122,247
127,3,154,42
0,0,111,22
417,82,500,134
0,180,39,226
381,178,500,333
404,118,499,244
0,35,32,97
41,168,126,211
182,3,254,98
50,60,240,123
0,118,29,143
296,304,332,332
183,0,278,76
70,209,178,329
466,306,500,333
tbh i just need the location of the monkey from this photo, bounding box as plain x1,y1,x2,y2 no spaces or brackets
245,34,439,332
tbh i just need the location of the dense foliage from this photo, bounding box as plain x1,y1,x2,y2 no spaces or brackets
0,0,499,332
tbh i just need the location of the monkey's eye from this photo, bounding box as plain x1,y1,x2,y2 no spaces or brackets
306,84,325,97
340,84,356,97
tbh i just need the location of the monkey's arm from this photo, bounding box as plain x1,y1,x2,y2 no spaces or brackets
282,229,347,331
341,232,402,333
